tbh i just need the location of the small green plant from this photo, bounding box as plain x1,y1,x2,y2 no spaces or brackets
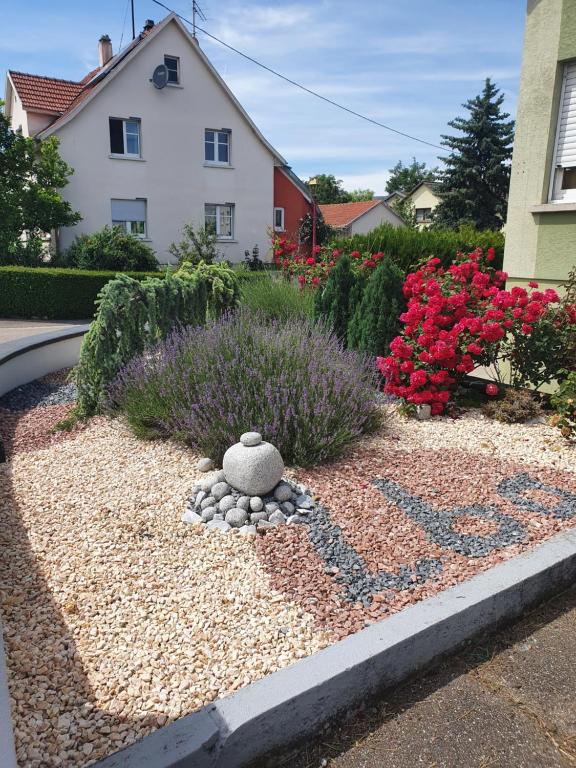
240,274,314,320
484,387,542,424
550,372,576,441
347,260,405,356
169,222,219,266
62,226,158,271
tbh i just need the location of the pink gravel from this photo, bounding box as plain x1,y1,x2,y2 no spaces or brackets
0,405,91,458
256,441,576,640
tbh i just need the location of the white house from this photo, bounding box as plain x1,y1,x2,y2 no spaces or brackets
319,200,404,236
3,14,309,263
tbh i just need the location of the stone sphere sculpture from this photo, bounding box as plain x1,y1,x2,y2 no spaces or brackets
222,432,284,496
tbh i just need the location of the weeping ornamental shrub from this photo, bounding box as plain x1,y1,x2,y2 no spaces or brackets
107,309,381,466
347,260,406,356
74,262,240,416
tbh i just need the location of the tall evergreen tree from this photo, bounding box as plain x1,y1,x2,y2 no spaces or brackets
385,158,437,195
433,79,514,230
314,255,360,344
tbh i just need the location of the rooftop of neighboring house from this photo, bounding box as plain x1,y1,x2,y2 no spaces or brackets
319,200,383,228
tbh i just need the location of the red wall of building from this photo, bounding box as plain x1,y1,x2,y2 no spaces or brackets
273,167,312,244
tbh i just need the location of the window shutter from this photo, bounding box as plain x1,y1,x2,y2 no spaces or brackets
555,61,576,168
111,199,147,221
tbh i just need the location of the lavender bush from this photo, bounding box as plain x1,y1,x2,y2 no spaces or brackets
107,308,381,465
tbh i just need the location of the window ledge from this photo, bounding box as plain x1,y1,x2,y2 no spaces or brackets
216,239,237,243
203,163,234,169
530,202,576,213
166,83,183,89
109,154,145,162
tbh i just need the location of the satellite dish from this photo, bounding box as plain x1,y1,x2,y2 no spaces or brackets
151,64,169,89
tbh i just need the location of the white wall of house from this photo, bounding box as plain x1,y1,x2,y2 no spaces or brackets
406,184,441,230
51,21,275,263
350,203,403,235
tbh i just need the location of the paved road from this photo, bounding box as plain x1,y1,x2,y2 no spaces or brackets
0,319,89,345
267,587,576,768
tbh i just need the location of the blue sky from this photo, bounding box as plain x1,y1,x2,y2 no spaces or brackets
0,0,526,194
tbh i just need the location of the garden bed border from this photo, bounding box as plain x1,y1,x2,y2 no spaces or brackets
89,527,576,768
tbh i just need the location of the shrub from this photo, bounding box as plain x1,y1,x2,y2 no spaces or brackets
0,266,162,319
176,260,240,317
61,226,158,271
107,308,381,465
484,388,542,424
74,272,208,416
347,260,406,356
550,372,576,441
169,222,219,266
240,274,314,320
314,255,364,343
329,223,505,273
379,249,564,415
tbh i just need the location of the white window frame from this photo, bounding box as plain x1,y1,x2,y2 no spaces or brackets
110,117,141,158
204,129,231,165
164,55,180,85
415,207,432,222
549,61,576,203
205,203,234,240
273,207,285,232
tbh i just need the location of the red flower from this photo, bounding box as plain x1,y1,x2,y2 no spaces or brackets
486,247,496,262
313,245,322,254
306,257,315,266
350,250,361,259
528,280,539,288
311,276,320,287
297,275,305,286
485,383,499,397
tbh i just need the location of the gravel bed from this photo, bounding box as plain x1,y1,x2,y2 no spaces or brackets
0,370,76,411
0,420,329,767
256,406,576,639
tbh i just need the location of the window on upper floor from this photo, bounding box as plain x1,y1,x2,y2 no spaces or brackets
205,129,230,165
205,203,234,239
415,207,432,222
273,207,285,232
550,60,576,203
164,55,180,84
111,198,148,238
109,118,141,157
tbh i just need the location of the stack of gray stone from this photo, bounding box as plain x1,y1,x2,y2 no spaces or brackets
182,432,314,535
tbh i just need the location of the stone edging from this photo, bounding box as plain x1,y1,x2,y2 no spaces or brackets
91,527,576,768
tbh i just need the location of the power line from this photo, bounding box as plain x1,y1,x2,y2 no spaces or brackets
119,0,131,50
151,0,446,152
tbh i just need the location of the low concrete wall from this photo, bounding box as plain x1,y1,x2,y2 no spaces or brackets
0,326,89,397
95,527,576,768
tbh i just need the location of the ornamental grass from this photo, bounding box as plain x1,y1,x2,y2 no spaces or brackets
107,308,381,465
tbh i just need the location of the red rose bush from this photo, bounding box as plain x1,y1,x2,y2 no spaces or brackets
377,248,563,415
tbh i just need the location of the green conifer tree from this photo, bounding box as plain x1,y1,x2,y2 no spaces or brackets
347,260,406,356
314,255,359,344
433,79,514,230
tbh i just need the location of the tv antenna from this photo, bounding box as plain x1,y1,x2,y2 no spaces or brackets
192,1,207,39
131,0,136,40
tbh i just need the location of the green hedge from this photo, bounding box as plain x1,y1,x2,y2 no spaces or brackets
0,267,165,320
329,224,505,272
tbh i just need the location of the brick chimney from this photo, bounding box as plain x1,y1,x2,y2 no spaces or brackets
98,35,113,67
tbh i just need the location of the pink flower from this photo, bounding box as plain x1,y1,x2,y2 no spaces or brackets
485,383,499,397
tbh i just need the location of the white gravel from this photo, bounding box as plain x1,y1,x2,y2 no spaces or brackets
0,420,329,767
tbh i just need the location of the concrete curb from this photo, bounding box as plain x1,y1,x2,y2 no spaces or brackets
0,618,17,768
0,325,89,397
93,527,576,768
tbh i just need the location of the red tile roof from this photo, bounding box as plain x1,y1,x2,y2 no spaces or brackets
8,71,86,114
319,200,381,228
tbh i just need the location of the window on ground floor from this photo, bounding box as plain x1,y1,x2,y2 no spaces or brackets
111,198,147,238
273,207,285,232
205,203,234,239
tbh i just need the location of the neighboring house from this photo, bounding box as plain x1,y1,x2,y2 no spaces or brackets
3,14,310,263
319,200,404,236
504,0,576,290
402,181,441,229
273,166,313,242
